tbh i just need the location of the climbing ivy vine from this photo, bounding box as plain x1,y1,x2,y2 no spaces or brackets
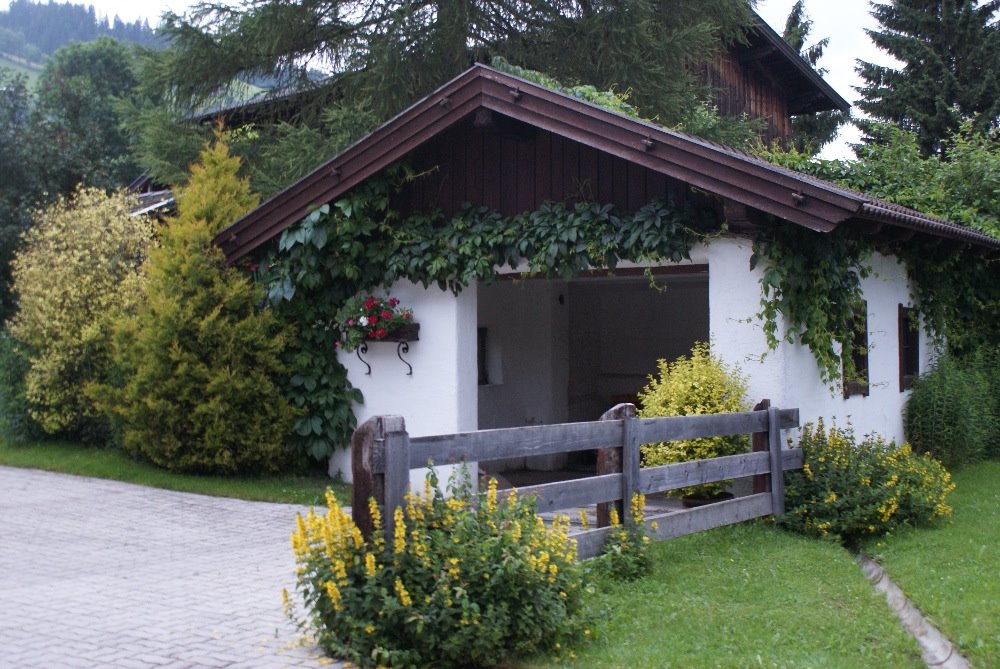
751,224,872,386
260,169,711,461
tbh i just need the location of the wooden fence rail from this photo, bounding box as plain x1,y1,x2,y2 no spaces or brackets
352,401,801,559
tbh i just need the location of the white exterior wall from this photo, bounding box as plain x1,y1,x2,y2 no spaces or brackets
329,280,478,488
330,238,928,482
705,237,926,445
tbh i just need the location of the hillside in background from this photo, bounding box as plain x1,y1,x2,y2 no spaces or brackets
0,0,160,69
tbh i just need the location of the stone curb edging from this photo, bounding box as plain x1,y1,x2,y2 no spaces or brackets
857,554,971,669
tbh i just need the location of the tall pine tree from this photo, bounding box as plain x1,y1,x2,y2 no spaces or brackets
783,1,849,154
857,0,1000,156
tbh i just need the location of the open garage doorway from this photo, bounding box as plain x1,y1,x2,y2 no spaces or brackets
477,266,709,477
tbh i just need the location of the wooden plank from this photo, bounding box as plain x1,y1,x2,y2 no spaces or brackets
751,398,771,494
515,474,623,513
768,406,785,516
638,451,771,494
596,403,632,527
383,430,411,546
637,408,797,444
646,493,772,541
409,419,623,466
575,526,614,560
782,448,803,470
622,415,640,522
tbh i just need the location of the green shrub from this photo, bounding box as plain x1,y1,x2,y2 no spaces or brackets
588,493,653,582
289,471,588,668
904,353,993,469
0,330,44,442
9,186,156,441
782,420,955,548
638,342,750,497
90,132,296,474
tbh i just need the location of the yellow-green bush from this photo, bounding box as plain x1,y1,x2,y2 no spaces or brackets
782,420,955,548
90,132,295,474
638,342,750,497
9,187,156,440
289,471,587,668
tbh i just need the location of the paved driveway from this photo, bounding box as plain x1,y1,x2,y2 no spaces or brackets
0,466,343,669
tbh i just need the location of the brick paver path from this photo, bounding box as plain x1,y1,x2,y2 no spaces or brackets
0,466,344,668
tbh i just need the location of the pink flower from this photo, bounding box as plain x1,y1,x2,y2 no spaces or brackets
347,319,354,327
403,312,412,321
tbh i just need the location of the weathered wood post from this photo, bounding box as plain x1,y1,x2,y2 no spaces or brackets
596,403,636,527
351,415,406,540
767,406,785,516
751,399,771,495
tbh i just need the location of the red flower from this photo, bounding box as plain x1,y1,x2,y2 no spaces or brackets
247,263,258,272
364,297,377,310
373,328,387,339
368,315,379,325
403,312,412,321
389,297,400,307
381,310,393,320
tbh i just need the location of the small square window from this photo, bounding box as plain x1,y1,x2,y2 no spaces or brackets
843,301,869,399
899,305,919,391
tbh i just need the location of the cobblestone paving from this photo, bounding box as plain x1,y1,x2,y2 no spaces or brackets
0,466,344,669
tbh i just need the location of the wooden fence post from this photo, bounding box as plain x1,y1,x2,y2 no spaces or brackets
383,428,411,546
351,415,405,540
751,398,771,494
596,403,636,527
767,406,785,516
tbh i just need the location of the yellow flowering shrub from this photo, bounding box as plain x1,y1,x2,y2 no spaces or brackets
782,420,955,548
638,341,750,497
289,468,588,668
9,187,156,439
591,493,654,581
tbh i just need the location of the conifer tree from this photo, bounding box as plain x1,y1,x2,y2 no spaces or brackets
92,130,296,474
857,0,1000,156
783,0,849,154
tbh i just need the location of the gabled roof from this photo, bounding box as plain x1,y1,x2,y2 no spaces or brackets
215,64,999,262
742,11,850,115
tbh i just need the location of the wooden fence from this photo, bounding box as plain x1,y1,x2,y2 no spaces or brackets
352,400,801,559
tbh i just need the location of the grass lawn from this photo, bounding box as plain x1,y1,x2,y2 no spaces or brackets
865,460,1000,668
522,522,922,669
0,438,350,506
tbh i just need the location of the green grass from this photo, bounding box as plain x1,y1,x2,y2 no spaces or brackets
523,522,922,669
866,460,1000,668
0,438,350,506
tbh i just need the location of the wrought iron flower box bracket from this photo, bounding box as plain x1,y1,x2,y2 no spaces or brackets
356,323,420,375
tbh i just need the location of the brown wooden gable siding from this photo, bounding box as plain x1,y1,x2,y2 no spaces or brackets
703,52,791,147
394,118,684,219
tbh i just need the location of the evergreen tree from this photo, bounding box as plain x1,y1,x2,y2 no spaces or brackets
783,0,849,154
857,0,1000,156
91,130,296,474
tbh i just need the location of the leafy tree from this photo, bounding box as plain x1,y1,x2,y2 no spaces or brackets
91,131,296,474
0,71,38,322
35,37,140,192
856,0,1000,156
8,187,156,440
137,1,757,193
782,0,849,154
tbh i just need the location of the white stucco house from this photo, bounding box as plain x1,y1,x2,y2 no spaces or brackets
214,65,999,482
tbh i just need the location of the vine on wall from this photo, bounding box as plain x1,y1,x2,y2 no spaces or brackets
751,224,872,386
261,170,711,460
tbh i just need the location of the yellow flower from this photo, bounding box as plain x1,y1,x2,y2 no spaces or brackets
365,552,377,578
393,507,406,554
394,578,412,607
